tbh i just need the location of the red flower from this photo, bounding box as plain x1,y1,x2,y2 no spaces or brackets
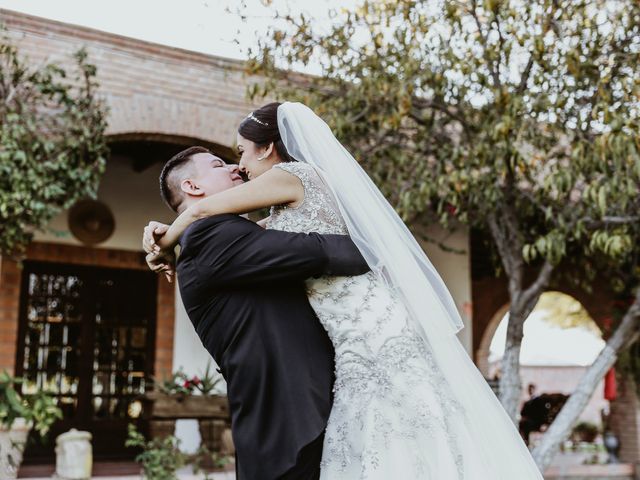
192,376,201,385
183,380,191,388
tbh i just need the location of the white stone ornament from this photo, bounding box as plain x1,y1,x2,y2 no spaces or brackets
0,419,30,480
55,429,93,480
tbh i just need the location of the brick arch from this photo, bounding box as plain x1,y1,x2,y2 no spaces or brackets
475,289,606,377
107,132,237,162
104,96,246,155
3,8,261,161
476,303,510,377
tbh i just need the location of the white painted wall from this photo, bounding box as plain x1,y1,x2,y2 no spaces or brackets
414,224,473,353
33,155,175,249
173,286,224,453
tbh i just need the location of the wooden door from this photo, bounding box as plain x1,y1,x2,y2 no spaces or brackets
16,261,157,462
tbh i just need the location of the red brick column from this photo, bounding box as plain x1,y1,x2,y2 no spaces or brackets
0,242,175,379
609,375,640,464
154,277,176,382
0,257,21,373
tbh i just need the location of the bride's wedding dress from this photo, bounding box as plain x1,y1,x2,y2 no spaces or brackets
268,161,543,479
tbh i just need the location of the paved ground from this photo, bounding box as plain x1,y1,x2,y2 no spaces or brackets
31,468,235,480
25,453,635,479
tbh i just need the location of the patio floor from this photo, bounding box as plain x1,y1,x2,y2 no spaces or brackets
20,463,636,480
18,463,235,479
21,467,234,479
25,471,234,480
18,450,636,480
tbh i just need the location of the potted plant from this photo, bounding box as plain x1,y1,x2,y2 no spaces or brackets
125,423,186,480
0,371,63,478
143,363,228,419
126,424,233,479
571,421,600,444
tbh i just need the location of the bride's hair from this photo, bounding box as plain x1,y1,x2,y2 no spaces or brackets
238,102,296,163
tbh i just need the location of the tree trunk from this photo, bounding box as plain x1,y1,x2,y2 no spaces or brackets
487,213,555,423
499,282,548,422
531,289,640,471
498,305,527,422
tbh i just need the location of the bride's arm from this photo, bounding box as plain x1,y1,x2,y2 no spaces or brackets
156,168,303,250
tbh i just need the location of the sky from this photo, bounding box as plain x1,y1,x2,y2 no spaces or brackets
0,0,354,61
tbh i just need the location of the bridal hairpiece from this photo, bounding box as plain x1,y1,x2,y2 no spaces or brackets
247,112,269,126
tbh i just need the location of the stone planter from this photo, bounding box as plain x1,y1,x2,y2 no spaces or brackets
0,419,30,479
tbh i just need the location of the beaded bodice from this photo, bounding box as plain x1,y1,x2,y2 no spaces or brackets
267,162,348,235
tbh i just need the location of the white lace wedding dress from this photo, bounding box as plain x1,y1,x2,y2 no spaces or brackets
267,162,543,480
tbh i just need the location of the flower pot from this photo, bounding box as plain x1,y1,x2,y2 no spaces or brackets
0,419,30,479
198,419,235,467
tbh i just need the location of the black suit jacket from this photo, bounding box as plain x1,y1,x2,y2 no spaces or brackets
176,214,369,480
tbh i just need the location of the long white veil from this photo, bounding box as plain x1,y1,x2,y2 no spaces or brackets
277,102,544,478
278,102,463,340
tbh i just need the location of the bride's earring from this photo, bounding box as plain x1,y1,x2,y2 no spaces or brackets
257,144,272,161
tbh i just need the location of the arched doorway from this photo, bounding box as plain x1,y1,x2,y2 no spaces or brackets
479,292,608,428
108,132,237,170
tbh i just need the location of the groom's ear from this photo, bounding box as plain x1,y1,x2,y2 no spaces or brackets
180,178,205,197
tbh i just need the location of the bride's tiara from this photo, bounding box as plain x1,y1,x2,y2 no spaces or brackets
247,112,269,126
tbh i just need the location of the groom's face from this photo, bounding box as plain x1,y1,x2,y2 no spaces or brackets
189,153,244,197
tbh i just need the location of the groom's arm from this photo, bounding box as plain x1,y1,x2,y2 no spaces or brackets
182,214,369,287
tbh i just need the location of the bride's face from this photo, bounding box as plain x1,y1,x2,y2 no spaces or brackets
236,133,280,180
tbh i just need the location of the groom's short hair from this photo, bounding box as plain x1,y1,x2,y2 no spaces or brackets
160,146,211,212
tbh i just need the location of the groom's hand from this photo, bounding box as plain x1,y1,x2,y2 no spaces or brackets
145,251,176,283
143,221,170,254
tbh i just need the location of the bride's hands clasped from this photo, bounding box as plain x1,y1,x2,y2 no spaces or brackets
142,220,171,254
143,221,176,282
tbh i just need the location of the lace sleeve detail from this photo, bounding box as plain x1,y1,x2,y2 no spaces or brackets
268,161,349,235
273,161,317,195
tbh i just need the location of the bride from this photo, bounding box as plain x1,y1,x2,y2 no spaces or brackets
144,102,543,479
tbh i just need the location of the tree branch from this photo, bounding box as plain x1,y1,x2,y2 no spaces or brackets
487,210,524,298
469,0,501,89
410,98,472,133
583,216,640,228
517,55,534,94
520,259,555,313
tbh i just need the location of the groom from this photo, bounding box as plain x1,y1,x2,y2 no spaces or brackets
148,146,369,480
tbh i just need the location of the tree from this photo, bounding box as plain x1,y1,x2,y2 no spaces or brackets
0,37,108,256
532,211,640,468
243,0,640,469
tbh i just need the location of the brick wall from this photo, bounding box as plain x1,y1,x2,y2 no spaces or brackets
1,8,263,150
0,258,21,373
610,376,640,464
0,242,175,379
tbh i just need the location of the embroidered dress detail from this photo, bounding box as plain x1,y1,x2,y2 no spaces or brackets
266,162,499,479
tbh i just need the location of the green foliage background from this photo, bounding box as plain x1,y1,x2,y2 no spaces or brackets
244,0,640,412
246,0,639,271
0,38,108,256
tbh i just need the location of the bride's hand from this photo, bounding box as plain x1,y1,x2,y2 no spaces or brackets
145,251,176,283
143,221,170,254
